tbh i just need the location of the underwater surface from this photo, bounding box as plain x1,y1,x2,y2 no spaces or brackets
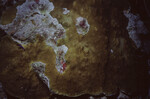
0,0,150,99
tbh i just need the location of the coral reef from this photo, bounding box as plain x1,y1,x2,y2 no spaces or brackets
0,0,149,98
31,62,50,89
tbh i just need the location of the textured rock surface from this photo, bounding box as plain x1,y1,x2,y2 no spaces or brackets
0,0,65,46
31,62,50,89
124,9,148,48
0,0,149,98
0,0,68,74
76,17,90,35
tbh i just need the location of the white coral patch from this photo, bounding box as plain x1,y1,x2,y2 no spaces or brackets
117,92,129,99
55,45,68,73
31,62,46,74
63,8,70,15
0,0,69,74
124,9,148,48
31,62,50,88
0,0,64,47
76,17,90,35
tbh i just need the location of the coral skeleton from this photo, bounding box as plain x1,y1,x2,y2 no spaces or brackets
0,0,68,73
31,62,50,88
76,17,90,35
63,8,70,15
124,9,148,48
55,45,68,73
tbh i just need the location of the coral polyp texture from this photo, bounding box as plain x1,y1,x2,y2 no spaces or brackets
0,0,149,98
31,62,50,89
0,0,68,74
0,0,64,45
76,17,90,35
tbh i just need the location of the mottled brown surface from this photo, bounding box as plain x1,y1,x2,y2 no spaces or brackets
0,0,149,98
0,36,52,99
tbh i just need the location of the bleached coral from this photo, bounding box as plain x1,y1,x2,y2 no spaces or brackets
0,0,65,47
55,45,68,73
124,9,148,48
117,92,129,99
63,8,70,15
0,0,68,73
31,62,46,74
31,62,50,88
76,17,90,35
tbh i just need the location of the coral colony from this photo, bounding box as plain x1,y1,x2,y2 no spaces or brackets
0,0,90,74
